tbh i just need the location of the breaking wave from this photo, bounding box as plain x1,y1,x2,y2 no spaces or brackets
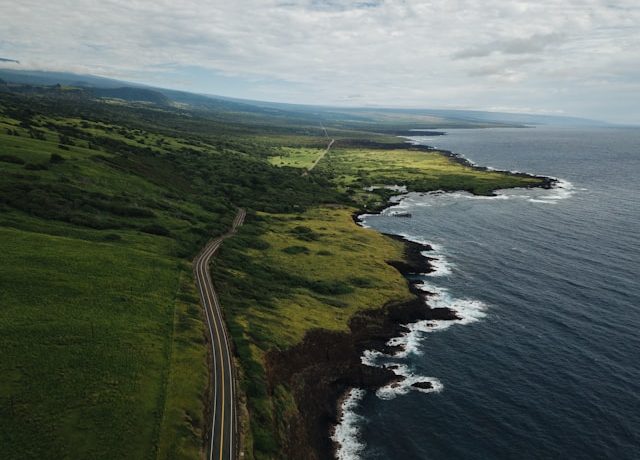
332,389,367,460
335,157,577,459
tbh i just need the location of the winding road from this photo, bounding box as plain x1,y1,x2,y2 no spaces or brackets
193,208,246,460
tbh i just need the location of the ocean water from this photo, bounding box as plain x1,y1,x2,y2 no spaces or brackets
334,127,640,459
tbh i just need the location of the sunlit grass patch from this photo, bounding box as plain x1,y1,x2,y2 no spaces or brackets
268,147,326,169
317,147,545,204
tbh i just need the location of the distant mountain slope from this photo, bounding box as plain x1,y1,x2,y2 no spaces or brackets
88,87,170,105
0,69,138,88
0,68,609,127
0,83,169,106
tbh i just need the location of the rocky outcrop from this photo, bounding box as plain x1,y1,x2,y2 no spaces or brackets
265,235,457,460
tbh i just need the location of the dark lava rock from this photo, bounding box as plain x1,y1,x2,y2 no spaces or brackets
411,381,434,390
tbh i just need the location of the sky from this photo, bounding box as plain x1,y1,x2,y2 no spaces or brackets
1,0,639,123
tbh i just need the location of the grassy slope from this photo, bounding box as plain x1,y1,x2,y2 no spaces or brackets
0,110,225,459
0,226,183,459
0,91,344,459
156,269,209,460
220,207,411,348
213,207,413,457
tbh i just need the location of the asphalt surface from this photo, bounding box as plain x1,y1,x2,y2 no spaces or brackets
193,208,246,460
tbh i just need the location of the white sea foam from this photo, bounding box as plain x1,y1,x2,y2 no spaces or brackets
382,203,410,215
385,286,487,360
359,256,488,402
332,388,366,460
356,214,374,228
392,230,454,277
364,184,408,193
361,349,385,367
418,280,488,324
376,364,443,400
387,319,452,358
424,254,453,276
396,232,436,248
527,179,575,204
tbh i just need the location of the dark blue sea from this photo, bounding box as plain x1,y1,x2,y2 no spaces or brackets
333,127,640,459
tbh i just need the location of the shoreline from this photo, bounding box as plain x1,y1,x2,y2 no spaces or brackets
407,141,557,191
266,147,556,460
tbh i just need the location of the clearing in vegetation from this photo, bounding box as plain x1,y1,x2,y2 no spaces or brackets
267,146,326,169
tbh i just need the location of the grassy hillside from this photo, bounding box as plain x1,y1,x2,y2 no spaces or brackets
0,101,230,459
0,90,340,459
0,87,547,459
0,226,189,459
212,207,413,456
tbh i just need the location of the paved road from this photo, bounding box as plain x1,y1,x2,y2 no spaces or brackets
193,208,246,460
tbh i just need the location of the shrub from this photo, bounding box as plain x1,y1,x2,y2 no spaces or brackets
247,239,271,250
282,245,309,255
140,224,171,236
0,154,25,165
49,153,66,164
349,276,374,288
323,297,349,308
24,163,48,170
309,280,354,295
289,225,320,241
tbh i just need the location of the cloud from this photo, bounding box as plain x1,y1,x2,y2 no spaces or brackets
309,0,383,11
453,33,566,59
0,0,639,122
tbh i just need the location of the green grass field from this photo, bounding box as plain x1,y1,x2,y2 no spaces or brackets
0,108,229,459
317,147,544,208
267,146,327,169
0,226,205,459
218,207,411,349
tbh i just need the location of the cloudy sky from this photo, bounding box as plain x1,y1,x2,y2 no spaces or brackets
1,0,639,122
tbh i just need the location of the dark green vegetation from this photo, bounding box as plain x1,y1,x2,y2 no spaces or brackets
0,88,342,460
0,78,547,459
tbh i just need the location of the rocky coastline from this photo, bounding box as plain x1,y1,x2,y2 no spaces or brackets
265,231,457,460
265,148,556,460
409,143,557,190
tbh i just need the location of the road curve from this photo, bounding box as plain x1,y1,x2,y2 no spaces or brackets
193,208,246,460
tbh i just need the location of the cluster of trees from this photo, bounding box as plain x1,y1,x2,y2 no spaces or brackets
0,89,353,259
